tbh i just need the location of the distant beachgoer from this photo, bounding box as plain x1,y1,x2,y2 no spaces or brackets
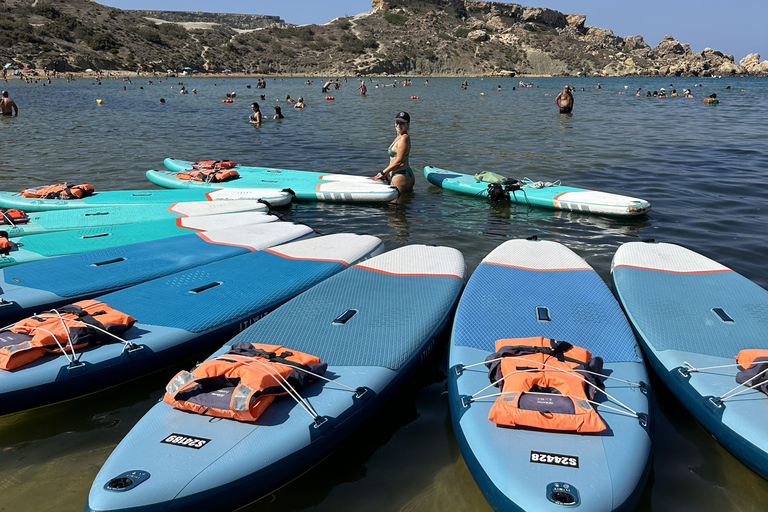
260,94,266,101
424,80,429,86
671,89,679,97
250,102,262,125
595,83,601,89
179,86,186,94
294,97,306,109
704,93,719,104
160,98,166,103
286,94,295,103
685,90,693,98
321,79,333,93
374,111,414,197
646,91,652,97
555,84,574,114
653,91,658,97
273,106,284,119
497,85,501,91
358,81,367,96
0,90,18,116
726,86,731,90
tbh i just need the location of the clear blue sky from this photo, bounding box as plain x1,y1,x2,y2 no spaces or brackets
102,0,767,61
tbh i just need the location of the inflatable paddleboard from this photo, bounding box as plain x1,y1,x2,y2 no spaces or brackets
0,200,272,237
0,234,383,416
0,212,274,269
0,188,292,212
449,239,651,512
86,245,465,512
424,166,651,217
0,222,310,326
151,158,399,203
612,241,768,478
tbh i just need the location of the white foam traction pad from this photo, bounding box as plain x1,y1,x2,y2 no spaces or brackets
266,234,383,264
199,222,313,250
612,242,731,273
177,212,272,231
355,245,465,279
482,239,592,271
168,200,268,217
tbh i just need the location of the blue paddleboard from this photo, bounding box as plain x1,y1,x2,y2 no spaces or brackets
0,222,310,326
0,234,383,416
612,241,768,478
449,239,652,511
86,245,466,512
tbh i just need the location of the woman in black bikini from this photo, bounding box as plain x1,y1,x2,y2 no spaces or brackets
374,111,414,196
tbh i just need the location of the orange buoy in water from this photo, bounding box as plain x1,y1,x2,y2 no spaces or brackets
410,96,419,99
325,96,335,100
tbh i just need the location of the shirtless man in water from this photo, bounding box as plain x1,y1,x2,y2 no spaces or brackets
0,91,18,116
555,85,573,114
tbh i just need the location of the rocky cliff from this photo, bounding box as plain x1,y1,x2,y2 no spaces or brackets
1,0,765,76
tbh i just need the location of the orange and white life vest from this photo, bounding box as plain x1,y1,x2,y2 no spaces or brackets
0,208,29,225
0,300,136,370
175,168,240,183
485,336,607,433
164,341,326,422
21,183,95,200
736,349,768,394
191,160,237,170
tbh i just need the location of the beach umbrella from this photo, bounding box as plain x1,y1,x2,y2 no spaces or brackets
3,63,11,69
85,68,94,72
22,67,31,70
183,66,192,70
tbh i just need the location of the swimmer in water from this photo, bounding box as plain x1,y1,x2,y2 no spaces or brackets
374,111,414,197
555,84,574,114
273,105,284,119
249,102,262,125
294,97,306,109
0,90,18,116
358,80,367,96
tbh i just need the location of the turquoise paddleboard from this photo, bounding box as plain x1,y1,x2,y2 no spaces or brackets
612,241,768,478
0,212,276,268
450,239,651,511
86,244,465,512
0,200,271,237
151,158,399,202
424,166,651,217
0,188,292,212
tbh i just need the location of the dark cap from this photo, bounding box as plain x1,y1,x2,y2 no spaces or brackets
395,111,410,123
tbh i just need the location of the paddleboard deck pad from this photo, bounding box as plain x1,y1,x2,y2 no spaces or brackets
424,166,651,217
86,245,465,512
612,241,768,478
449,239,651,512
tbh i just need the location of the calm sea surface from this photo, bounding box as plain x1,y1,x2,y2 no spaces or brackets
1,75,768,512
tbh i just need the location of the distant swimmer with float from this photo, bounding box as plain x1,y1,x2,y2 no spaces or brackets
374,111,414,197
555,84,573,114
705,93,719,105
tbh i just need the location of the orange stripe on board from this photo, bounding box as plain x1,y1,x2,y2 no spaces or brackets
553,192,569,200
484,261,591,272
354,264,463,280
263,248,349,265
203,189,223,201
176,218,204,231
167,203,189,217
612,264,733,274
197,232,256,251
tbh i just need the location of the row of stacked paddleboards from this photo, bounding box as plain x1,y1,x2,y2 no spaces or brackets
1,207,767,512
0,157,652,216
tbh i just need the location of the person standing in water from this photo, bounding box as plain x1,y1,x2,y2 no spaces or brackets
374,111,414,196
555,84,574,114
249,102,262,125
0,91,18,116
357,80,367,96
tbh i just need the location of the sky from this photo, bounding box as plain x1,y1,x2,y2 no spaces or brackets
101,0,768,62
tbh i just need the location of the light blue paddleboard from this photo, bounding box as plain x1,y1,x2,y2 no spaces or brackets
612,241,768,479
0,212,274,268
0,200,271,237
424,166,651,217
0,188,292,212
0,222,311,326
86,245,465,512
0,234,383,416
449,239,651,512
152,158,399,202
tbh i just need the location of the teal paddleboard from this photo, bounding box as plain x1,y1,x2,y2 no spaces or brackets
424,166,651,217
0,188,292,212
152,158,399,202
0,212,276,268
0,200,271,237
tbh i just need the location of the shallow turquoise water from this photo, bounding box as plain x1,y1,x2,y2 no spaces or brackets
1,75,767,511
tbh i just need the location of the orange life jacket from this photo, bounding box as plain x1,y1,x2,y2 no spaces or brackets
736,349,768,394
164,341,327,422
20,183,95,200
0,300,136,370
175,168,240,183
191,160,237,170
485,337,607,433
0,208,29,225
0,235,12,256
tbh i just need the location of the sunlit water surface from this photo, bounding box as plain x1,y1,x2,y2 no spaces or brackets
1,75,768,512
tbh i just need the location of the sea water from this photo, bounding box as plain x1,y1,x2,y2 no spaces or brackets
1,76,767,511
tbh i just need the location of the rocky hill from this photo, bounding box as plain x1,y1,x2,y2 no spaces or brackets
1,0,766,76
